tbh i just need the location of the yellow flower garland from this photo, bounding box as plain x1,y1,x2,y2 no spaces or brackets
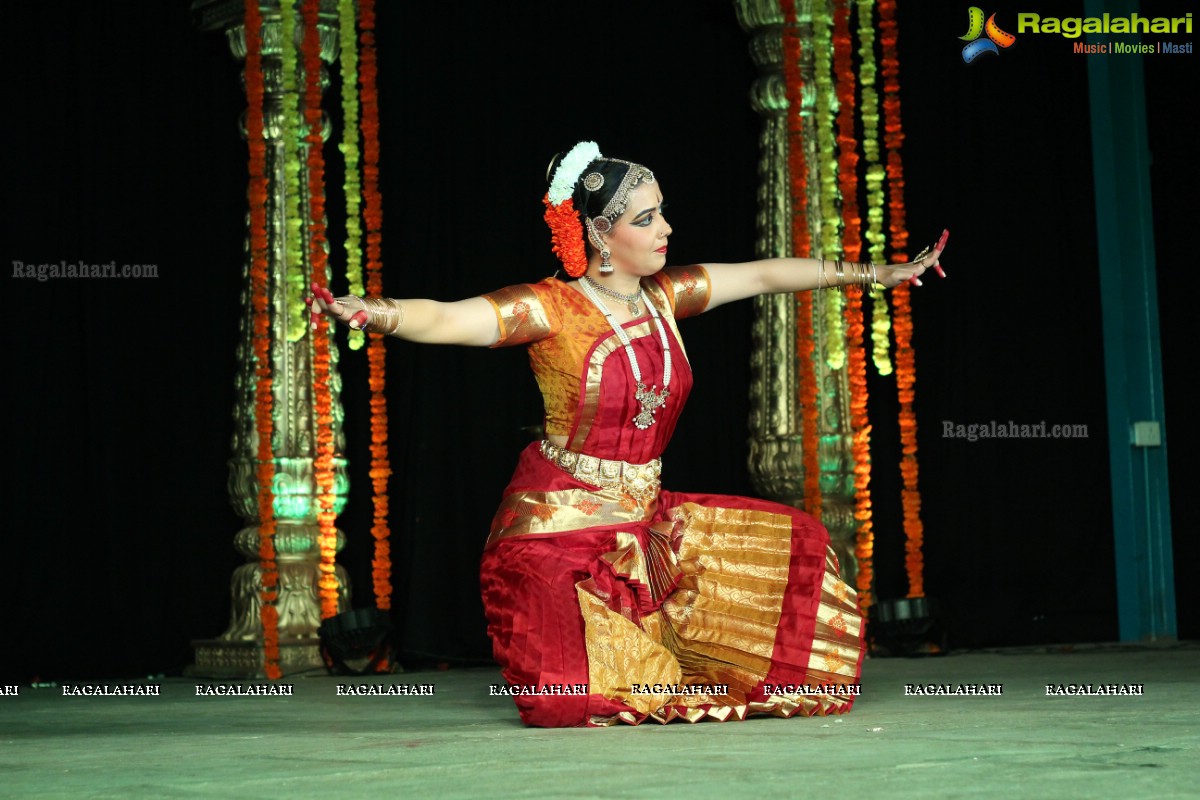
339,0,365,350
813,0,845,370
856,0,894,376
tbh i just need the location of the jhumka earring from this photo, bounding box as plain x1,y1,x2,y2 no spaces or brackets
587,217,614,275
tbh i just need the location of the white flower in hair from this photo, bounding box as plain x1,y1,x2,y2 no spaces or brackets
548,141,602,205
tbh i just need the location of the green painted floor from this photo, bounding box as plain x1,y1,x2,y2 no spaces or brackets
2,644,1197,799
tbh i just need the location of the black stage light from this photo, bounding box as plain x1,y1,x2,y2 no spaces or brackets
317,608,394,675
871,596,946,657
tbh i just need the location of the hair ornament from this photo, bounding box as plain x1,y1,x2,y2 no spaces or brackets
547,141,601,206
543,194,589,277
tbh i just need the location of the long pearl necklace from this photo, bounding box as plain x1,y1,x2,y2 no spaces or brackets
579,278,672,430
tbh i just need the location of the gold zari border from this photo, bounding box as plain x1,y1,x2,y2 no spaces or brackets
486,487,656,548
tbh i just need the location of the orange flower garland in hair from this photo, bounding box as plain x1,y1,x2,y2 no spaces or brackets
834,0,875,612
244,0,281,680
880,0,924,599
543,141,599,278
359,0,393,612
543,197,589,278
301,0,339,619
781,0,821,520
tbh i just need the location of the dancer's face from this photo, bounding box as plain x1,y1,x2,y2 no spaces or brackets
605,181,672,278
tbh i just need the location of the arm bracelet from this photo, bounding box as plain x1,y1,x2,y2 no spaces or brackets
361,297,405,336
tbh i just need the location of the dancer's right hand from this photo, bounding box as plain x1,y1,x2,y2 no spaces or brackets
305,282,369,331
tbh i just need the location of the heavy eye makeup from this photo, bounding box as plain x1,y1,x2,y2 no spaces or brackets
631,200,668,227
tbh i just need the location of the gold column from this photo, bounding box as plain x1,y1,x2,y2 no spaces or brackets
190,0,351,678
735,0,857,579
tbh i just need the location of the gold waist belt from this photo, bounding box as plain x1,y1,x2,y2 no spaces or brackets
539,441,662,502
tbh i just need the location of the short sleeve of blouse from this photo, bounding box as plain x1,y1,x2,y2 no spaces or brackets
481,280,563,347
651,265,712,319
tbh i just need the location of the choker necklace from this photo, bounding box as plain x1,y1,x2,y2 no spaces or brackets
582,275,641,316
579,278,672,430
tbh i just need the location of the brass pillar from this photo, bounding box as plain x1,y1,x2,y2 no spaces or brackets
190,0,351,678
735,0,858,579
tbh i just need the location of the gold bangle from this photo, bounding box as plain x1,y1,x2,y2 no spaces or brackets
362,297,405,336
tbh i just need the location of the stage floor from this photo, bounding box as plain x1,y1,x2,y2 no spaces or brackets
3,643,1197,799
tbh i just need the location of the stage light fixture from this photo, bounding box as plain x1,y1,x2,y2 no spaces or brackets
317,608,394,675
872,596,946,657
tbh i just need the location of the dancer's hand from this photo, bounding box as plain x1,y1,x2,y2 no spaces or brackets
305,282,369,331
876,229,949,288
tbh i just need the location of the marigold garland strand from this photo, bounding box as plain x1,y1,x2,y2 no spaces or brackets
359,0,393,611
856,0,893,376
277,0,306,344
301,0,340,619
782,0,821,520
813,0,845,371
543,197,589,278
880,0,925,599
244,0,281,680
338,0,365,351
834,0,875,613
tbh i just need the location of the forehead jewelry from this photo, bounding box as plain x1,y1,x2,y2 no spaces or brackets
588,159,655,234
578,278,672,430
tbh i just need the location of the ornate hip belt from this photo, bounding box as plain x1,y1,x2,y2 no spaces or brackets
539,441,662,502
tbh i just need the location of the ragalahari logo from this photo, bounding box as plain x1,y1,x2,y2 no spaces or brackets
960,7,1017,62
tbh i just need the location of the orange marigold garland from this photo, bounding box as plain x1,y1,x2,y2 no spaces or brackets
244,0,281,680
834,0,875,613
781,0,821,520
301,0,340,619
880,0,924,599
359,0,393,612
542,196,589,278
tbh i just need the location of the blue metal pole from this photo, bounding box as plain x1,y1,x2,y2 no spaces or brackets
1084,0,1176,640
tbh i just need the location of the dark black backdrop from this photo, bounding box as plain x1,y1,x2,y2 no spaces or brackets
3,1,1193,684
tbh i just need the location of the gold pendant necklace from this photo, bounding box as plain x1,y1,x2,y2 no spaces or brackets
579,279,673,430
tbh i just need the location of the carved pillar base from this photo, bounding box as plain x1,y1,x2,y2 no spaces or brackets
190,456,350,678
819,495,856,580
187,639,325,679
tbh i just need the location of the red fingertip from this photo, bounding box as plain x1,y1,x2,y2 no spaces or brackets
937,229,949,251
934,264,946,278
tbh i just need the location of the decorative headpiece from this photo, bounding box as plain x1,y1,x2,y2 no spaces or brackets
587,159,655,234
542,141,656,277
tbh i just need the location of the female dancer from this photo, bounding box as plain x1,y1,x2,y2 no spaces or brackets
309,141,946,726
